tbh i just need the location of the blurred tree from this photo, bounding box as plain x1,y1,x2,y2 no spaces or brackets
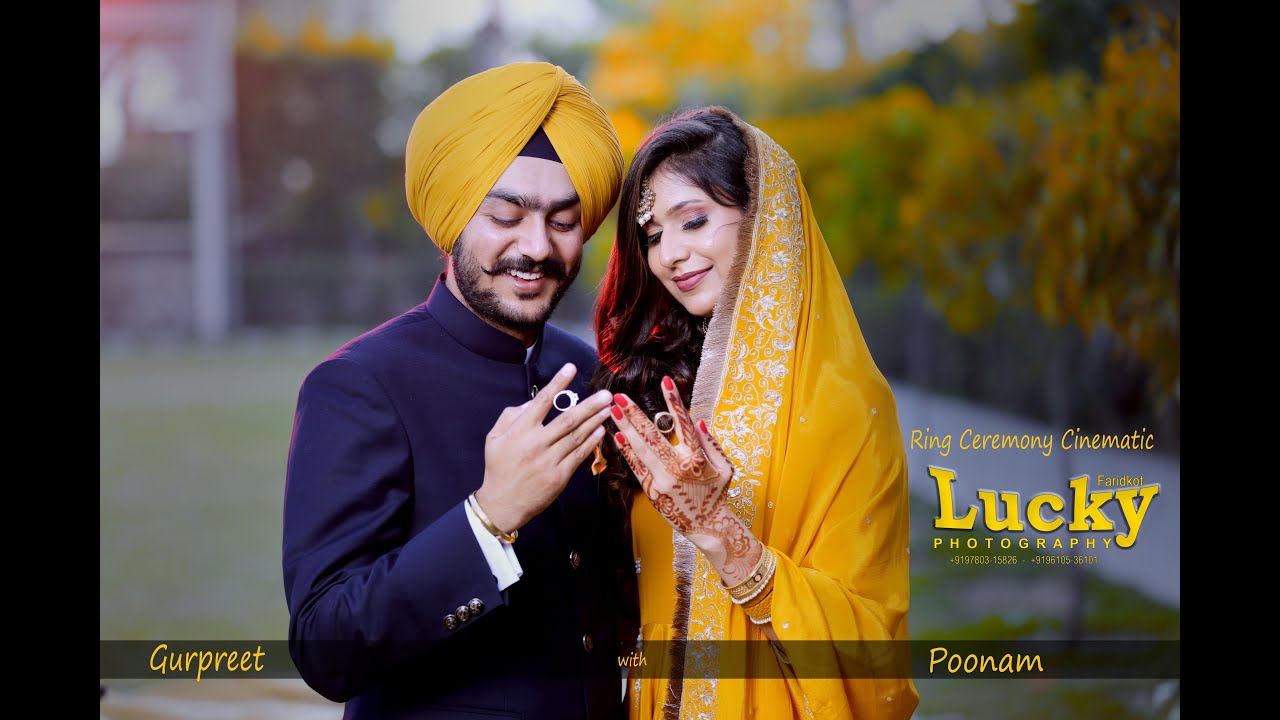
527,35,596,81
588,0,1179,419
860,0,1127,103
589,0,886,150
235,11,409,325
1023,9,1180,404
236,11,396,253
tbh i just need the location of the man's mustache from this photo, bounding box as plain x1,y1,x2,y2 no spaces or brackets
484,255,570,281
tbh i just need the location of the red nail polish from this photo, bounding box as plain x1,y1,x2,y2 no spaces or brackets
611,406,624,420
697,419,709,434
614,394,629,409
614,432,626,446
662,376,675,392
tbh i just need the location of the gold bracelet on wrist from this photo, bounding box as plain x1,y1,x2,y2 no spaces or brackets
468,492,518,543
742,585,774,624
726,548,776,604
739,572,774,608
726,547,777,625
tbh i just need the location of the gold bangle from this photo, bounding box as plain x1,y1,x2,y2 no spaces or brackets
727,548,776,603
739,572,775,608
468,492,518,543
742,586,774,624
725,548,769,597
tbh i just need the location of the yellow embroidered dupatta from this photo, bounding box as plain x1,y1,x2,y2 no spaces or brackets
627,108,918,720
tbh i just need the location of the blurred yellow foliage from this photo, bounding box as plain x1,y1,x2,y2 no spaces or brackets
590,3,1179,401
590,0,881,117
297,16,330,56
242,12,287,55
1024,10,1179,398
238,11,394,63
362,193,392,231
609,108,654,160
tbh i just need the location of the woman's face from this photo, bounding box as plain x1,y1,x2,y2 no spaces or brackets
642,167,744,318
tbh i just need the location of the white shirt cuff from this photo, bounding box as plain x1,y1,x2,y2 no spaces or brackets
464,499,523,591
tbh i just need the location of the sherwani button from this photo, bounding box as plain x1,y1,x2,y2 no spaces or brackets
456,606,471,622
444,614,459,631
468,598,484,615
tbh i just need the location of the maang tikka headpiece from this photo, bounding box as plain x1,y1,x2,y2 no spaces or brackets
637,179,655,226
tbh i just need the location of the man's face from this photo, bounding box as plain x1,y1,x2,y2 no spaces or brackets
450,156,584,335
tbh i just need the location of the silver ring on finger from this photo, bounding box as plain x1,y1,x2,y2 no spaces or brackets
654,411,676,435
553,389,579,411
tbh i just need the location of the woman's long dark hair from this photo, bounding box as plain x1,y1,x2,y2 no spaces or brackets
590,108,751,509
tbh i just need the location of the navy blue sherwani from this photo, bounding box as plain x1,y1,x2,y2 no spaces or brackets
284,275,635,719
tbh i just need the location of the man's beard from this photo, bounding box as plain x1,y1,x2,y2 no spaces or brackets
451,238,577,333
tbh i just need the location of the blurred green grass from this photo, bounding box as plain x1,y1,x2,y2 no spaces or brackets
100,331,355,640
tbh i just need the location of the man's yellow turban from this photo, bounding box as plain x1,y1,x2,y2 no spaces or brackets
404,62,623,254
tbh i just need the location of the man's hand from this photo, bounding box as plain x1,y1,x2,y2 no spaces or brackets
473,363,613,534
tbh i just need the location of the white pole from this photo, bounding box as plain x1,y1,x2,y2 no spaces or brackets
191,0,234,343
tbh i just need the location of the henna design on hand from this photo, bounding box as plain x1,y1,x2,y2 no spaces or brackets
614,430,693,534
618,383,727,528
610,378,763,585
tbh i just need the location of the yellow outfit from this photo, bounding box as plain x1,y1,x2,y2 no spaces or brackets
625,109,918,720
403,61,623,253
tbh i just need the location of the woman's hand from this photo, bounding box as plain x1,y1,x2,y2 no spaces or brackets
610,377,763,583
